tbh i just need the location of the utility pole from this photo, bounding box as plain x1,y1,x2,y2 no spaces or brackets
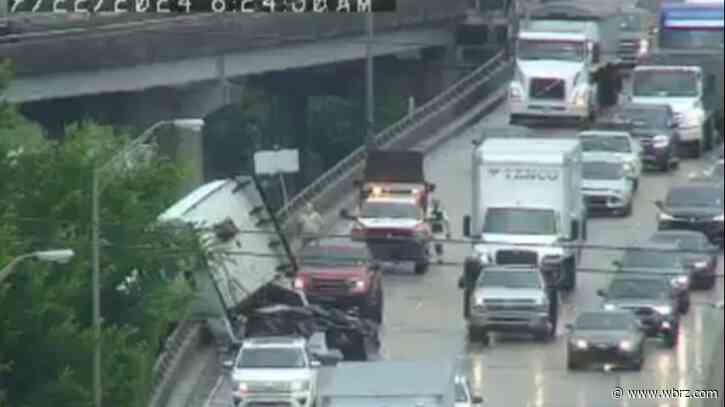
365,11,375,150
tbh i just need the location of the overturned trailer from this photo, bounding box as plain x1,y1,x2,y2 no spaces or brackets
158,176,377,359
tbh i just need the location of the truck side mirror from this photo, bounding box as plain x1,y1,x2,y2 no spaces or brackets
565,323,574,332
463,215,472,238
654,200,664,210
339,209,355,220
352,179,362,188
471,396,484,404
612,260,623,269
427,183,436,193
596,289,607,297
458,276,465,289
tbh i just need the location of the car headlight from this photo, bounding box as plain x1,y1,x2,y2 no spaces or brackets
619,340,634,351
694,261,709,269
603,303,617,311
714,214,724,222
623,163,634,175
351,280,366,291
638,38,649,56
510,85,524,101
659,212,675,221
291,380,310,392
573,339,589,349
574,91,587,107
654,305,672,315
678,109,704,128
672,275,689,287
652,134,670,148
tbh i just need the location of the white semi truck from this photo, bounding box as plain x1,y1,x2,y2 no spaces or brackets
462,138,586,290
509,1,626,125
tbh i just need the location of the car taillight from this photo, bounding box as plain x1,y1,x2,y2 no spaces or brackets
293,277,305,290
350,279,367,292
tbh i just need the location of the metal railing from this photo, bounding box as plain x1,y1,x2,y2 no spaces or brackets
275,51,512,228
148,320,203,407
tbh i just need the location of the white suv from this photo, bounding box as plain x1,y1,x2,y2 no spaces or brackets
231,337,318,407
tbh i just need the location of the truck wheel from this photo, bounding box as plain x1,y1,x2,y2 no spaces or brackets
414,261,429,275
692,140,703,158
367,296,383,324
562,260,576,290
622,201,633,218
468,327,489,345
663,326,679,348
631,352,644,371
678,296,690,314
567,355,580,370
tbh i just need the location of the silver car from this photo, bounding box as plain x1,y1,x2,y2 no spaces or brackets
581,154,636,216
578,130,643,189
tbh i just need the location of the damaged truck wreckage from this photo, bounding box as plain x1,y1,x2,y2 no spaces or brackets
157,176,379,365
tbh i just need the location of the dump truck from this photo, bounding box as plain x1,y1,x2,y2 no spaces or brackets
341,150,437,274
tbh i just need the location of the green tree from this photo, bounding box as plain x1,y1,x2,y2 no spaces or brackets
0,63,206,407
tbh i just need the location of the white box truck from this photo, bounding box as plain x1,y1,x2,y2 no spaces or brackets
462,138,586,290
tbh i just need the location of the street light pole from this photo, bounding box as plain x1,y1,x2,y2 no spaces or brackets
0,249,75,284
90,118,204,407
365,11,375,150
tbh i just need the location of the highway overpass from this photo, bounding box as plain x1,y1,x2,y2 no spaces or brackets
0,0,492,104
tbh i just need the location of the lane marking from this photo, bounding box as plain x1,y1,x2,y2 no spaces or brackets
203,375,225,407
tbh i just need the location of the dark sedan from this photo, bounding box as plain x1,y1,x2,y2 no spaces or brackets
656,183,724,247
615,243,691,314
566,311,646,371
649,230,719,289
594,103,680,172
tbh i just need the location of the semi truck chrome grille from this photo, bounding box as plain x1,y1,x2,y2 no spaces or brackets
529,78,565,100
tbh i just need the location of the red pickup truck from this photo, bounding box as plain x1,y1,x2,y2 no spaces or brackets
293,239,384,323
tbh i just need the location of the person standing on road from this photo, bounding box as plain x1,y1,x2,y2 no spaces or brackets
298,202,323,246
428,199,451,264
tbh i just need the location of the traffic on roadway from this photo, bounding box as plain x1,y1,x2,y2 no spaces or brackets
176,0,725,406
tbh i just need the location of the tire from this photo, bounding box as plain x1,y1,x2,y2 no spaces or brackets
705,275,716,290
533,319,556,342
659,158,671,173
692,141,703,158
678,296,690,314
663,326,678,348
468,327,489,345
567,355,580,370
365,297,383,324
631,353,644,371
622,201,633,218
414,261,429,275
561,260,576,290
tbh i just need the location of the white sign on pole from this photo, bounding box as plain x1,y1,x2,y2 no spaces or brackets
253,149,300,175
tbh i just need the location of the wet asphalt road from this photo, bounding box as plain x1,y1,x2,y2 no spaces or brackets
205,104,724,407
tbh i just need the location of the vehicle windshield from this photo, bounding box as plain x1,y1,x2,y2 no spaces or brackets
619,108,669,129
476,270,541,289
575,313,633,330
580,135,632,153
650,234,700,251
517,39,587,62
621,249,679,268
237,348,306,369
633,70,699,97
583,161,625,180
482,208,557,235
360,200,419,219
666,187,723,207
300,245,369,267
660,28,724,49
620,14,646,32
609,278,671,299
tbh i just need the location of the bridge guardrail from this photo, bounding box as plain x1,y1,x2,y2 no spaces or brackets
275,51,512,229
148,320,203,407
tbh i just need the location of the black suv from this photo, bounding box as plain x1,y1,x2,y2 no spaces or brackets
594,104,680,172
598,275,680,347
